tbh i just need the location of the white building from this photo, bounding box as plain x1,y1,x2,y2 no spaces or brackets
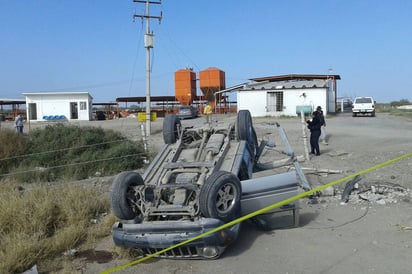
237,74,340,117
23,92,93,121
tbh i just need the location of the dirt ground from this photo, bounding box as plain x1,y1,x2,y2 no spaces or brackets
7,112,412,274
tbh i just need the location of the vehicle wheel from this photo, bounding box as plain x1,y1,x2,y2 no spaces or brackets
111,171,144,220
236,110,258,156
163,114,181,144
371,111,376,117
352,113,357,117
199,171,241,222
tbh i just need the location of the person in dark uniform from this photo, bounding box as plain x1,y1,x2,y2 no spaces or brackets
307,111,321,156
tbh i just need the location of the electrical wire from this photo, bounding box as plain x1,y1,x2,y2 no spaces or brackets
303,201,370,230
36,81,127,94
128,22,144,97
0,139,131,162
156,10,200,72
0,152,146,178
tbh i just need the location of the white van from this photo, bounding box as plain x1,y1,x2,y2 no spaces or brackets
352,97,376,117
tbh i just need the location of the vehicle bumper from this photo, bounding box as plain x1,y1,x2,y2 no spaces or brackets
352,109,374,113
176,115,193,119
112,218,240,259
176,112,197,119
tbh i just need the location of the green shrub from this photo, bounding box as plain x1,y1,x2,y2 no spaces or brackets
1,123,147,182
0,129,29,175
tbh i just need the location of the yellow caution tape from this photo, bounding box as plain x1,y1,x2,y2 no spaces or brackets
102,152,412,274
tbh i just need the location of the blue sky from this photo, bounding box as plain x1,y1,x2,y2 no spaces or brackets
1,0,411,103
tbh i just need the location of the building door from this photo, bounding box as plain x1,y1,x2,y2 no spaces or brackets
266,92,284,112
70,102,78,119
28,103,37,120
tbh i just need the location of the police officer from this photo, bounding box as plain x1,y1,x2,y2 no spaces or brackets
307,111,321,156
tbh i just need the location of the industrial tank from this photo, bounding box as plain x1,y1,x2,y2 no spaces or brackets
199,67,226,108
174,68,197,106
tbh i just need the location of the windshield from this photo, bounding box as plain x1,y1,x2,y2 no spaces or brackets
355,98,372,103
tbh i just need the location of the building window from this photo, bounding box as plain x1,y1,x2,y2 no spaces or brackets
79,101,87,110
267,92,283,112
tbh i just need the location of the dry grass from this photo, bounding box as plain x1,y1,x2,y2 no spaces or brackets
0,179,112,273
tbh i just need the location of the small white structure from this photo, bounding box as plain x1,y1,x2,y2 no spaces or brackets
237,74,340,117
23,92,93,121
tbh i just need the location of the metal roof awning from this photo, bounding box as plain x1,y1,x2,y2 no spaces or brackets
115,96,208,104
0,99,26,105
250,74,341,82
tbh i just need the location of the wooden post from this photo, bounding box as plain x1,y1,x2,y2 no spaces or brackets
301,110,310,160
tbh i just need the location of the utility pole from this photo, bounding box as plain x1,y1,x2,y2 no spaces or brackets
133,0,162,137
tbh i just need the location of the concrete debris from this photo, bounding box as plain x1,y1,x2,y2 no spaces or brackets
90,212,108,224
396,224,412,231
301,167,343,174
63,249,78,257
332,183,411,205
328,150,349,157
320,186,335,197
287,166,342,174
22,265,38,274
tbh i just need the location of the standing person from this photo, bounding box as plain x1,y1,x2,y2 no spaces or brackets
307,111,321,156
204,104,212,124
317,106,328,145
15,114,24,134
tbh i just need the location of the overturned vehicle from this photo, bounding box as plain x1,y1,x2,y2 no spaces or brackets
110,110,310,259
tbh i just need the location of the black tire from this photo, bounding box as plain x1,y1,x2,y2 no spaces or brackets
111,171,144,220
199,171,241,222
352,112,357,117
163,114,181,144
236,110,258,156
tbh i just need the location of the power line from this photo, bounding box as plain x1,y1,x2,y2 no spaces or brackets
128,22,145,97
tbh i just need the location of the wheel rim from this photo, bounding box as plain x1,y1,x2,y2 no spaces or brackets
215,183,237,214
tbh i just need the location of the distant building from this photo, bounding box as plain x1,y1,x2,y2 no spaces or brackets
237,74,340,117
23,92,93,121
0,98,26,120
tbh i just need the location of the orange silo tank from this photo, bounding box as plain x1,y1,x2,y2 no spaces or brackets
174,68,197,106
199,67,226,105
